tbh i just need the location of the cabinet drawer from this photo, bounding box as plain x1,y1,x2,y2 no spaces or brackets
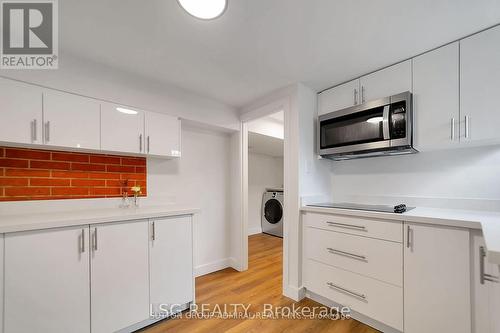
304,227,402,286
303,212,402,242
304,259,403,331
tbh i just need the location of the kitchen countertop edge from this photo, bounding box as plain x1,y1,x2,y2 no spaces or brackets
0,206,200,234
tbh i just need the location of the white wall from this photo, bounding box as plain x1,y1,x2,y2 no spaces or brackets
148,124,233,276
248,153,284,235
329,145,500,211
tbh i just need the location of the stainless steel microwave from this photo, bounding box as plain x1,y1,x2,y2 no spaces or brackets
318,91,417,160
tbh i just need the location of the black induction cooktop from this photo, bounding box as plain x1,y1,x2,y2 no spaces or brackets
307,202,415,214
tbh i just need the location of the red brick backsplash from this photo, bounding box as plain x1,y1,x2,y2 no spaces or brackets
0,147,147,201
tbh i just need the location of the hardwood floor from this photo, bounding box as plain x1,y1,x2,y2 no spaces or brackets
141,233,379,333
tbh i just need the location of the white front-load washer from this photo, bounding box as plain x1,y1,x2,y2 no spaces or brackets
261,190,283,238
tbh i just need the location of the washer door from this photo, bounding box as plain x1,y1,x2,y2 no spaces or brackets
264,199,283,224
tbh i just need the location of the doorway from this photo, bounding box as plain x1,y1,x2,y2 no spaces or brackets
247,111,284,238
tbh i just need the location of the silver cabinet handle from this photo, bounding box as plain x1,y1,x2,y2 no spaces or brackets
451,118,455,141
31,119,38,142
80,229,85,253
139,134,143,152
152,221,156,241
327,247,367,261
353,89,358,105
147,136,150,153
406,225,412,249
93,228,98,251
361,86,365,103
480,246,499,284
45,121,50,142
465,115,470,139
327,282,366,300
326,221,366,231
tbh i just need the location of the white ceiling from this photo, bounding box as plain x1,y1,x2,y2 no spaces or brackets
61,0,500,108
247,111,284,139
248,132,284,157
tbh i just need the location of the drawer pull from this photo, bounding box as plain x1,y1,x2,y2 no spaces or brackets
327,247,367,261
326,282,367,300
326,221,366,231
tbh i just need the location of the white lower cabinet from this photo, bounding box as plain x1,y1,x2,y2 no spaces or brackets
90,220,150,333
150,216,194,316
304,260,403,331
4,226,90,333
403,223,471,333
302,213,403,331
472,232,500,333
2,214,194,333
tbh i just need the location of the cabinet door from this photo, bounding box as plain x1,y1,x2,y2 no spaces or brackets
90,220,149,333
0,77,43,145
318,79,359,116
43,90,100,150
472,232,500,333
413,43,460,151
460,25,500,144
404,223,470,333
360,60,412,103
145,111,181,157
150,216,193,316
101,103,145,154
4,226,90,333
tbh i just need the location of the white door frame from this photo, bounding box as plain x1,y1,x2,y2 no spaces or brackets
240,97,290,288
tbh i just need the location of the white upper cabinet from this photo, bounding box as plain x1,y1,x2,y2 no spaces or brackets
0,77,43,145
359,60,412,103
90,220,149,333
318,79,360,116
101,103,145,154
460,25,500,145
43,90,101,150
145,111,181,157
403,223,471,333
413,42,460,151
150,216,193,317
4,226,90,333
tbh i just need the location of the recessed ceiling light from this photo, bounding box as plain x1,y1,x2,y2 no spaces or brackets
177,0,227,20
116,107,138,115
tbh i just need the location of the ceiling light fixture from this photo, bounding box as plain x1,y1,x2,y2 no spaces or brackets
116,107,138,115
177,0,227,20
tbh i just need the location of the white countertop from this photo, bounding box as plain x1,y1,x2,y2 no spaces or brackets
302,205,500,264
0,205,200,233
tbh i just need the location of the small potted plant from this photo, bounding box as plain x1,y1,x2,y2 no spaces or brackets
131,185,142,207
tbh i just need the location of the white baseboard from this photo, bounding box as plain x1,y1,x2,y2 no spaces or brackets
248,226,263,236
228,257,244,272
194,258,232,277
283,284,306,302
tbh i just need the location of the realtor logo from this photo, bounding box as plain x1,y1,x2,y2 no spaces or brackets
1,0,58,69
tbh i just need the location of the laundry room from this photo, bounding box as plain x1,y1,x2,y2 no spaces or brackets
247,111,284,240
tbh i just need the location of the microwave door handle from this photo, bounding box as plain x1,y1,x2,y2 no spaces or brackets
382,105,390,140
